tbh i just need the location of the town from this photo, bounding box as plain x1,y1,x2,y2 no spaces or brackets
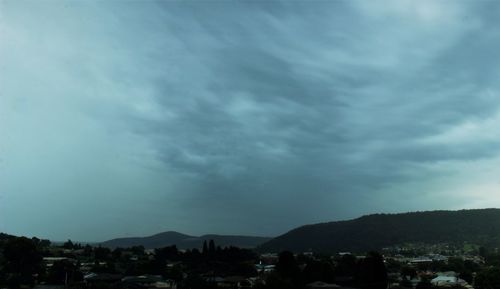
1,233,499,289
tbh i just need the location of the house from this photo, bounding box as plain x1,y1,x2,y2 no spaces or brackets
255,263,275,273
431,274,470,288
42,257,76,268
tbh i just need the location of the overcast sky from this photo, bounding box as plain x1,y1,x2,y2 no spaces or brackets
2,0,500,242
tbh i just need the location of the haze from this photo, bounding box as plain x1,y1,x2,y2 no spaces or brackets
2,0,500,242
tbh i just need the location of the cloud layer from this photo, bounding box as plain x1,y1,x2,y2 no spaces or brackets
2,1,500,241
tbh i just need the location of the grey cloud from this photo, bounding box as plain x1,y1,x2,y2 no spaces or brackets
3,1,500,240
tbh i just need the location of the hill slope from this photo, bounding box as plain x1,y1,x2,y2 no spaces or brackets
101,231,271,249
258,208,500,253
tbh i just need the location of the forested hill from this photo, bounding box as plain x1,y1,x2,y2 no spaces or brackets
0,233,15,244
0,233,14,240
101,231,271,249
258,208,500,253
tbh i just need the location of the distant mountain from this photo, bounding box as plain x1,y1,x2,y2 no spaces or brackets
258,208,500,253
100,231,271,249
101,231,193,249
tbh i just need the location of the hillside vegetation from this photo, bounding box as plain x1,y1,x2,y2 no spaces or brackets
259,209,500,253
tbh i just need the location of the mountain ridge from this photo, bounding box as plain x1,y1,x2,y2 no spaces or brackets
100,231,272,249
258,208,500,253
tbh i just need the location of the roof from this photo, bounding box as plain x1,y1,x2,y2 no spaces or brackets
431,276,461,285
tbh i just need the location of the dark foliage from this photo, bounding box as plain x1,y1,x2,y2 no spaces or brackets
2,237,43,288
47,259,83,284
259,209,500,253
475,267,500,289
356,251,388,289
302,259,335,283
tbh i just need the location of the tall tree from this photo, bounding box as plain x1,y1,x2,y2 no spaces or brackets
475,267,500,289
276,251,299,278
202,240,208,255
303,260,335,283
356,251,388,289
275,251,303,288
3,237,43,288
335,254,357,278
208,240,216,255
63,239,74,250
47,259,83,285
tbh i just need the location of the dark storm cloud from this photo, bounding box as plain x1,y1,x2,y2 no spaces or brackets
3,0,500,241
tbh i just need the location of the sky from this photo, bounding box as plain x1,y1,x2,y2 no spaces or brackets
2,0,500,242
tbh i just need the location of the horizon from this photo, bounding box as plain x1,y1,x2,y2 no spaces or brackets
3,1,500,242
3,207,497,243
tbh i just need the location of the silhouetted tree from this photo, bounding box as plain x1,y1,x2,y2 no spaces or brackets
399,278,413,288
3,237,43,288
166,265,184,283
31,237,50,249
335,253,357,278
475,267,500,289
83,244,93,257
47,259,83,285
130,245,145,256
275,251,303,288
303,260,335,283
356,251,388,289
479,246,489,257
183,274,210,289
112,248,123,261
63,239,75,250
401,265,417,279
276,251,299,278
202,241,208,256
264,272,294,289
208,240,215,255
94,246,111,261
155,245,179,261
459,270,473,285
416,278,435,289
